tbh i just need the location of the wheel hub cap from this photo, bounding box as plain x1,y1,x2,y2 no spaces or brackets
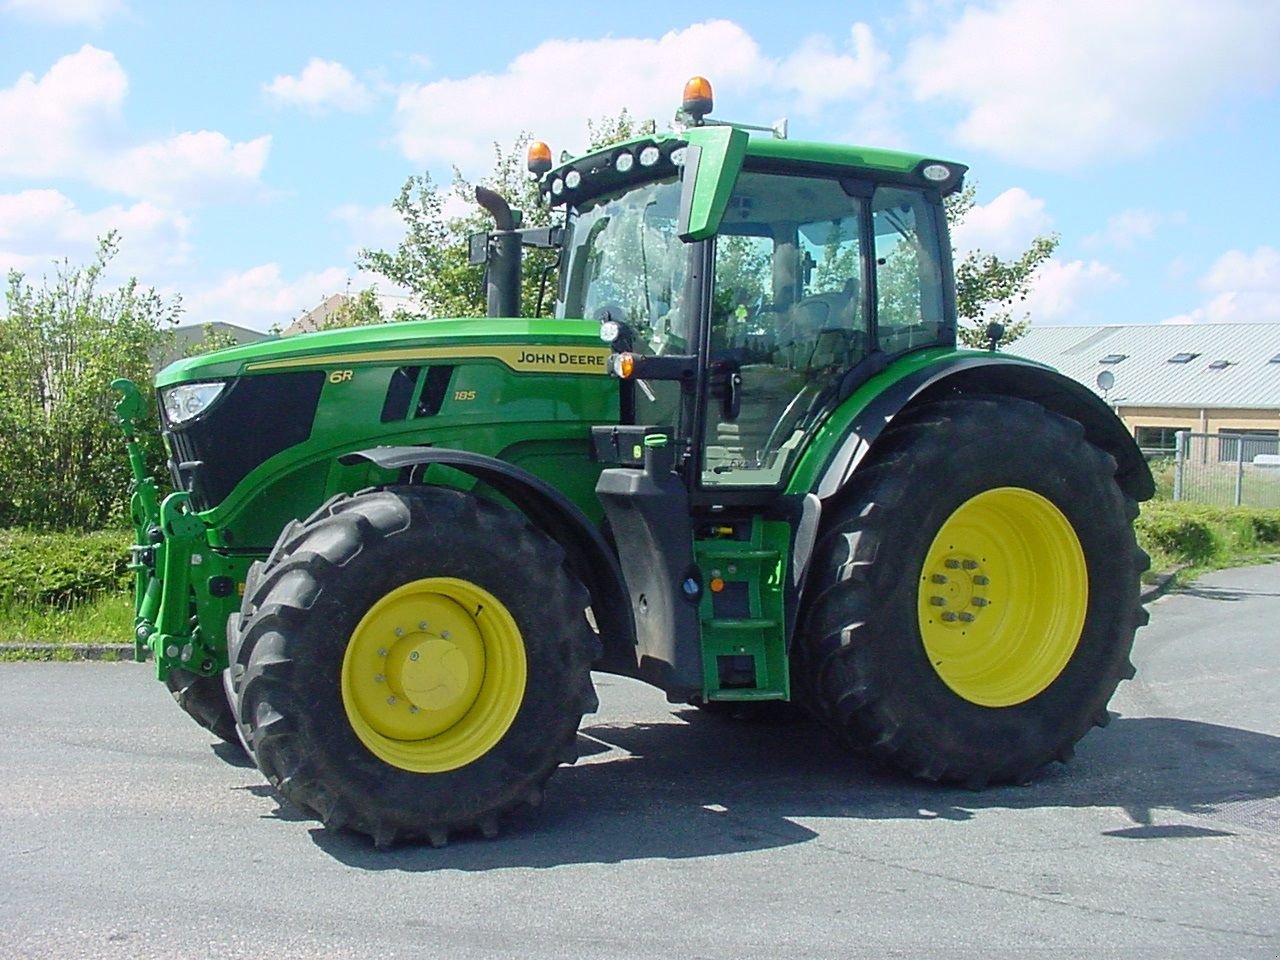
342,577,526,772
393,637,472,713
917,487,1087,708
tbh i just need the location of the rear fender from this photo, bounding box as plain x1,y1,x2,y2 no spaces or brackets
813,356,1154,503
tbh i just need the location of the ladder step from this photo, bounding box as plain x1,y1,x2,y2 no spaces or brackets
708,689,787,702
703,618,778,631
697,547,780,561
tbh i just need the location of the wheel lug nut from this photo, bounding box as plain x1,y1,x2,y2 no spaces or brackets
394,627,404,637
409,705,419,714
409,651,420,661
972,575,989,586
941,612,958,622
387,696,397,706
377,647,388,658
945,559,961,569
931,574,948,584
374,674,384,683
930,596,947,606
958,612,975,623
418,622,428,630
441,630,451,640
972,597,989,607
962,560,978,570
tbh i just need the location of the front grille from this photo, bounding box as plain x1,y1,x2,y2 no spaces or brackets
162,371,326,510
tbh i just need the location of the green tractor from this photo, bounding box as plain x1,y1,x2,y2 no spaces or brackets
114,78,1151,847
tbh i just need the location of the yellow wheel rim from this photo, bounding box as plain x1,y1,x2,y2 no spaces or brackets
341,577,526,773
917,487,1087,707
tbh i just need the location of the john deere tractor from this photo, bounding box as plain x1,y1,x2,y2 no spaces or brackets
114,78,1151,847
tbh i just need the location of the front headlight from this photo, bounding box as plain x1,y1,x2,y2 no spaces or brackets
161,382,226,425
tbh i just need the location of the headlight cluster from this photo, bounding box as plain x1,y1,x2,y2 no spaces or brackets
543,138,687,206
161,381,226,425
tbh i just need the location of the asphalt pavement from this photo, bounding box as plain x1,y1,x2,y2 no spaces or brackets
0,564,1277,959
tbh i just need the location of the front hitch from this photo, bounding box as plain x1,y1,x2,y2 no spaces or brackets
112,379,218,677
113,378,163,663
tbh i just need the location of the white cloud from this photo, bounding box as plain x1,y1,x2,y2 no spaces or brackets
330,203,406,257
0,46,270,203
1021,259,1123,324
264,58,373,114
2,0,124,26
951,187,1052,259
0,44,126,177
393,20,887,174
1163,246,1280,324
904,0,1280,169
0,188,189,277
776,24,891,113
183,264,400,331
1083,209,1182,250
99,131,271,203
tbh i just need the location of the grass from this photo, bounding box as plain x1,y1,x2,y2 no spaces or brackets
0,591,134,649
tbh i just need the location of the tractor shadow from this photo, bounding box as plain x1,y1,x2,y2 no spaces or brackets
308,701,1280,871
1176,583,1280,602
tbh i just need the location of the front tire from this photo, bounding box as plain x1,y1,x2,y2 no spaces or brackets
227,486,599,847
795,397,1149,786
164,667,239,746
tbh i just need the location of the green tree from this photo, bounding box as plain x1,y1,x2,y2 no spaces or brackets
356,170,486,318
359,113,656,320
0,233,180,529
947,184,1059,348
182,323,241,357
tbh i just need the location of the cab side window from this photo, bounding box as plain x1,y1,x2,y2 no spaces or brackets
872,187,944,354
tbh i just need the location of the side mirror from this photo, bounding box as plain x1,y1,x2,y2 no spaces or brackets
468,232,489,266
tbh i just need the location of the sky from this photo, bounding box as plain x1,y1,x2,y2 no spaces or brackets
1,0,1278,333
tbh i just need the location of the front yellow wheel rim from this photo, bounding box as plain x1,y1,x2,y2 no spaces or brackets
341,577,526,772
917,488,1087,707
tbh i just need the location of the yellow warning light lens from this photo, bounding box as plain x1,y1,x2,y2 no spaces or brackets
527,141,553,175
618,353,635,378
709,577,726,593
682,75,713,119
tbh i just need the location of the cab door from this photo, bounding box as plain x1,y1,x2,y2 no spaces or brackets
699,169,872,491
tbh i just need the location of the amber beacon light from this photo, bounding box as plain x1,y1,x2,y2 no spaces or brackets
681,76,713,122
526,140,553,175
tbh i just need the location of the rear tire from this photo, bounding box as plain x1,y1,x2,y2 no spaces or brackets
227,486,599,847
795,397,1149,786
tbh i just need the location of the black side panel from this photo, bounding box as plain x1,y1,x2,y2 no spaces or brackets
164,371,326,511
595,461,702,700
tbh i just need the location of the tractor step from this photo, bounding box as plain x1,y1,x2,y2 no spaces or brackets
694,522,791,701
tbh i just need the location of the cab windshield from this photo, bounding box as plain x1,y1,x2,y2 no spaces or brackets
555,176,691,353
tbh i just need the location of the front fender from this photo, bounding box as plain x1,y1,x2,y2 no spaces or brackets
341,446,637,673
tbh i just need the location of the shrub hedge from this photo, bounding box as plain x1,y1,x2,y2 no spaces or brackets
0,528,132,606
1135,502,1280,569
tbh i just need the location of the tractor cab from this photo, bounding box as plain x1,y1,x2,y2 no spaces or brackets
537,77,965,500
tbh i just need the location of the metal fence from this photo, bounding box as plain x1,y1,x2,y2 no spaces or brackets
1169,431,1280,508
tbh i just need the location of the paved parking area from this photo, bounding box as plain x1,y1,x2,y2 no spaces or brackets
1,565,1277,959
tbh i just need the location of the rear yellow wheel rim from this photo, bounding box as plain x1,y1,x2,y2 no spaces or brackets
341,577,526,772
917,487,1087,707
